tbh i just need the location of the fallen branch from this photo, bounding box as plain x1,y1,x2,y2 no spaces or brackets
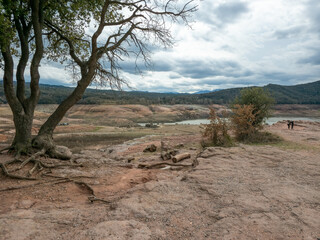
139,149,202,169
138,161,193,169
172,153,191,163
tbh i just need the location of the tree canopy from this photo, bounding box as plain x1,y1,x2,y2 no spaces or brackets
0,0,197,161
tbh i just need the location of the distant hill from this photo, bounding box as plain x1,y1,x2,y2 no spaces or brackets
0,80,319,105
200,80,320,104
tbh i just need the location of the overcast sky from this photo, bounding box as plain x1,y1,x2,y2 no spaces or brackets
3,0,320,93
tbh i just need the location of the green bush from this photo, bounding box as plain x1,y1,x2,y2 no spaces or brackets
233,87,275,127
231,88,279,143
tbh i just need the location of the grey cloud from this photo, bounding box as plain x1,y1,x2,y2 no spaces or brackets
298,51,320,65
174,59,253,79
306,0,320,34
119,62,140,74
273,26,305,39
192,78,260,87
187,71,314,91
120,56,173,74
123,57,254,81
198,1,249,28
39,78,73,86
215,2,249,24
256,71,313,86
169,73,181,79
153,61,173,72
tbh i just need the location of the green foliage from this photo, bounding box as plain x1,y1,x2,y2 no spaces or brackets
201,107,233,147
0,2,15,51
44,0,107,63
233,87,275,127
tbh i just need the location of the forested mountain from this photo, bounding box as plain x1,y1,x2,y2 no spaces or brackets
0,80,319,105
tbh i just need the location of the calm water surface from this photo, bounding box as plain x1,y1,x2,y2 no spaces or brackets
139,117,320,126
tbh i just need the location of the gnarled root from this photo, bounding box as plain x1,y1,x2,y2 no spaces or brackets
0,146,13,154
0,160,36,180
1,148,81,180
32,135,72,160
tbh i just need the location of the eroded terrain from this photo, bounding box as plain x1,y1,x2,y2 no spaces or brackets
0,104,320,239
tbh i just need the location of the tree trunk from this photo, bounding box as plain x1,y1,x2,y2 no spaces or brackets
33,74,93,159
11,111,34,154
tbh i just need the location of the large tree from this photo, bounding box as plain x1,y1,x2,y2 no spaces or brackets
0,0,196,159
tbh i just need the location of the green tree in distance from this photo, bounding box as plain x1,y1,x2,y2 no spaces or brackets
233,87,275,127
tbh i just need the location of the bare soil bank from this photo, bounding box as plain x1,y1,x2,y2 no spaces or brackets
0,119,319,239
272,104,320,117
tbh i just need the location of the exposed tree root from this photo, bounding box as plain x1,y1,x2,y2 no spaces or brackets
0,146,12,154
18,149,46,170
0,148,82,180
41,174,111,205
0,179,71,192
0,162,37,180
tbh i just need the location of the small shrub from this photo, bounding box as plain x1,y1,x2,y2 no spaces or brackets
201,107,233,147
231,104,258,141
231,104,281,143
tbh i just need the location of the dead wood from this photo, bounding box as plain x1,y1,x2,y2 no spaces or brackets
143,144,157,152
161,152,171,160
140,149,202,169
160,141,170,160
172,153,191,163
160,141,178,160
138,161,193,169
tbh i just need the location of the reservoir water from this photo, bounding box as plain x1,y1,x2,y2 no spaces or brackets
139,117,320,126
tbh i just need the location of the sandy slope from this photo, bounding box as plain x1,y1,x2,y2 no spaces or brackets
0,122,319,239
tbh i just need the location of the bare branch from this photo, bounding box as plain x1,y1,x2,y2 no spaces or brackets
45,20,84,66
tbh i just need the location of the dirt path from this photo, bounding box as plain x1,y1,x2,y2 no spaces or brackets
0,122,319,239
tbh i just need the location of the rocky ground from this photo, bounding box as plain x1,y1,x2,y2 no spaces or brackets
0,119,319,239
